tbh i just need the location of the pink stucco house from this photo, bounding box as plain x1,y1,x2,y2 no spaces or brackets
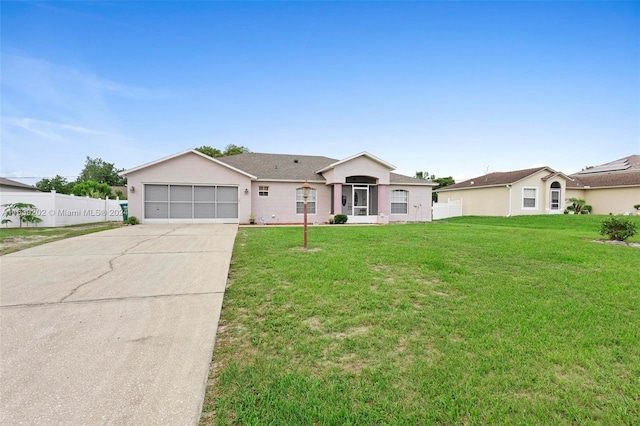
121,150,437,224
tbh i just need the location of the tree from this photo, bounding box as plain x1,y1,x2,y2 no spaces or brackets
77,157,126,186
35,175,73,194
196,144,251,158
71,180,113,199
415,171,435,181
416,172,455,202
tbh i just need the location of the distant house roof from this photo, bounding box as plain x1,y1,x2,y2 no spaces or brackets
389,173,438,186
0,177,40,191
567,154,640,188
437,167,551,192
573,155,640,175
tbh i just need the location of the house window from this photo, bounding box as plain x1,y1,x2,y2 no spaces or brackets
296,188,317,214
391,190,408,214
258,186,269,197
523,187,537,208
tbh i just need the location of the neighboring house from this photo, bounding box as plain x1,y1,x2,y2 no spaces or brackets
566,155,640,215
120,150,437,224
0,177,40,193
435,167,571,217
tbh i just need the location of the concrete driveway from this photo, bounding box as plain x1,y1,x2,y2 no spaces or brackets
0,224,237,425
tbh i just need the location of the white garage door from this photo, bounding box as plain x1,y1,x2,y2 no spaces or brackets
144,184,238,223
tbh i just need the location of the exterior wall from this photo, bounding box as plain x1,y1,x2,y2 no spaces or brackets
440,187,509,216
125,152,252,223
386,185,433,222
583,187,639,215
249,181,332,224
509,172,564,216
325,156,391,185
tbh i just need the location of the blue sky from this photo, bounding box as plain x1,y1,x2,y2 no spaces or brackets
2,1,639,184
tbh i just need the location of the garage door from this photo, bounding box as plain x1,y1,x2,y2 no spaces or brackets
144,184,238,222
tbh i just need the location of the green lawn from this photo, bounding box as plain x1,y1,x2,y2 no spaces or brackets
201,215,640,425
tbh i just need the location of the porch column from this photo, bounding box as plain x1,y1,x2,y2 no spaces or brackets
378,184,386,215
333,183,342,215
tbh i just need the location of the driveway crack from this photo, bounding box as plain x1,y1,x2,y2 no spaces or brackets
58,229,176,303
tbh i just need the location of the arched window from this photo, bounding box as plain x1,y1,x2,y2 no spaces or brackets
391,190,408,214
296,188,317,214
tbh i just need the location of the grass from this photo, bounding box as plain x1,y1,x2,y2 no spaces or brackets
0,222,122,255
200,215,640,425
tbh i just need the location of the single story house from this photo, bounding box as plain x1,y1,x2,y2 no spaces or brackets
120,150,437,224
0,177,40,193
436,155,640,217
566,155,640,215
435,166,572,217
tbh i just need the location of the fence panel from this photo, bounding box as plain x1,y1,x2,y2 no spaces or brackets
0,191,125,228
433,199,462,220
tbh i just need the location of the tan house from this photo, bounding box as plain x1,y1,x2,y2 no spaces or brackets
566,155,640,215
435,167,571,216
436,155,640,217
121,150,437,224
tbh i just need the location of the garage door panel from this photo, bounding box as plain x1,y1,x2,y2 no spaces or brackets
169,203,193,218
217,203,238,218
194,187,215,202
145,185,168,202
194,204,215,218
217,187,238,202
170,186,192,202
145,202,169,219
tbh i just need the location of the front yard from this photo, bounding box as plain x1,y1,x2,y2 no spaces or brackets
201,215,639,425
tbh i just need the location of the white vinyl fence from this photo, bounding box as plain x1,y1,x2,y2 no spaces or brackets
433,199,462,220
0,191,126,228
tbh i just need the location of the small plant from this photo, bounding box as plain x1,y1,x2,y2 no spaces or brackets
249,213,255,224
581,205,592,214
115,189,126,200
634,204,640,212
2,218,12,227
564,198,591,215
334,214,348,224
126,216,140,225
599,216,637,241
328,216,335,224
1,202,40,228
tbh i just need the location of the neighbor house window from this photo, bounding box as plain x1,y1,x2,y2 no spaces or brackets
523,187,537,208
259,186,269,197
296,188,317,214
391,190,408,214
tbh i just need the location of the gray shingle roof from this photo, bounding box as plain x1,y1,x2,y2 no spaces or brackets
438,167,548,191
0,177,40,190
568,155,640,188
217,153,337,181
573,155,640,175
389,173,437,185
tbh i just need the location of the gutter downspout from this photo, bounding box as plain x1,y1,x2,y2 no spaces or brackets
506,185,512,217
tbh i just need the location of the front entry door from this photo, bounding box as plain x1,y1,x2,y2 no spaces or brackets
353,186,368,216
550,189,560,211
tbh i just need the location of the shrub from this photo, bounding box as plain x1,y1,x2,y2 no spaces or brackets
634,204,640,212
334,214,348,224
599,217,637,241
127,216,140,225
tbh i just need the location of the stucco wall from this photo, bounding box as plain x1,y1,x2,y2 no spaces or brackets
441,187,509,216
509,172,566,216
581,187,639,215
249,181,332,224
326,156,391,185
387,185,433,222
125,152,252,222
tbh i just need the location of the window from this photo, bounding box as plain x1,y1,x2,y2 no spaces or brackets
391,190,408,214
523,187,537,208
296,188,317,214
258,186,269,197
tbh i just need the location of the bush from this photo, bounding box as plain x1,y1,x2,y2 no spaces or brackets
599,217,637,241
634,204,640,211
127,216,140,225
334,214,348,224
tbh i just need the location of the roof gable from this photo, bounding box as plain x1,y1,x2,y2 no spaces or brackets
120,149,256,179
315,152,396,174
438,167,552,191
